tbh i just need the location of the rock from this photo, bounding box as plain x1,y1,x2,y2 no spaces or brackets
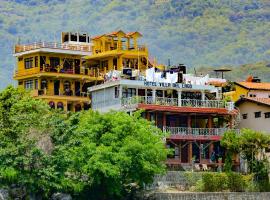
51,193,72,200
0,189,9,200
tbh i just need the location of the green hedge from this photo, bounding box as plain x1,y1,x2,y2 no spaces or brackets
186,172,255,192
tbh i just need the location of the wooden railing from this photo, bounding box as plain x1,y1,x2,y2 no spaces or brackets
14,42,92,53
121,96,234,110
163,126,240,136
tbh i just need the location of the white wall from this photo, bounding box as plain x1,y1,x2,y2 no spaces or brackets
238,101,270,134
248,90,270,98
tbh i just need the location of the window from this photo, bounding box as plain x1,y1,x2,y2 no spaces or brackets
18,57,23,61
24,57,33,69
50,57,60,68
35,56,38,67
255,111,261,118
249,94,256,97
34,79,38,89
265,112,270,118
24,80,33,89
122,88,136,98
114,87,119,98
242,114,248,119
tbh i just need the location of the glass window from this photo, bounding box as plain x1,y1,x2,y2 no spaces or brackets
35,56,38,67
255,111,261,118
34,79,38,89
50,57,60,68
265,112,270,119
114,87,119,98
24,57,33,69
122,88,136,98
242,114,248,119
24,80,33,89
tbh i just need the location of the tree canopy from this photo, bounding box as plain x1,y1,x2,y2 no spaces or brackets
0,86,167,199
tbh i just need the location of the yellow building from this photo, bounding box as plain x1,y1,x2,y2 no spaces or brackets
13,32,103,112
224,77,270,102
84,30,163,73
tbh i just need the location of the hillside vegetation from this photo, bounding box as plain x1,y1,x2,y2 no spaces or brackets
0,0,270,89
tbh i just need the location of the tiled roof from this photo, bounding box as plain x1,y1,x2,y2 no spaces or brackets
91,34,104,40
126,31,142,37
235,82,270,90
138,104,238,115
236,97,270,107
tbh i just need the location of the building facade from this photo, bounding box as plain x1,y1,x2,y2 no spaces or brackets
236,97,270,134
88,69,240,169
13,32,103,111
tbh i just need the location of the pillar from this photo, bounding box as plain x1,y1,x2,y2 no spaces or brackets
152,89,156,103
187,115,192,128
201,91,205,101
179,143,182,162
146,111,150,121
59,80,64,96
209,143,214,161
162,113,166,128
188,142,193,164
208,116,213,128
178,90,182,106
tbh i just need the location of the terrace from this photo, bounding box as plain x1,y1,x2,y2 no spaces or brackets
121,96,234,110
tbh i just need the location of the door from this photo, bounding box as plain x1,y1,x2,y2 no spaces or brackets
75,81,80,96
54,80,60,95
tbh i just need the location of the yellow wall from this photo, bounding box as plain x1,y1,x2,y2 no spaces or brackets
15,52,91,112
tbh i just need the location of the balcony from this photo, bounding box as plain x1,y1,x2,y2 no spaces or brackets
163,126,240,137
14,42,92,54
14,65,104,80
121,96,234,110
31,89,90,102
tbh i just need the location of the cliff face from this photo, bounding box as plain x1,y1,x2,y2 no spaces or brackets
1,0,270,89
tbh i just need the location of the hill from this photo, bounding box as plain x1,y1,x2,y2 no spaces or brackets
0,0,270,89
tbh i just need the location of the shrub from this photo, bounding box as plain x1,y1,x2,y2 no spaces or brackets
202,173,228,192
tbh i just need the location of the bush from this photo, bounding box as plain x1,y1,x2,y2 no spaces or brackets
202,173,228,192
227,172,251,192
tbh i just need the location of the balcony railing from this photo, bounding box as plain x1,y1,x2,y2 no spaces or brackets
14,42,92,53
31,89,89,98
163,126,240,136
121,96,234,110
14,65,104,78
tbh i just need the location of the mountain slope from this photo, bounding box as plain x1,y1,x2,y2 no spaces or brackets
0,0,270,89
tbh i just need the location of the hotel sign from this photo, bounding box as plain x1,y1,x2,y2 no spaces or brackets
144,81,192,89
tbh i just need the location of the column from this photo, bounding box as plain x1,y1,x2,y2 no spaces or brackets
188,142,193,164
146,111,150,121
179,143,182,163
178,90,182,106
59,79,64,96
201,91,205,101
152,89,156,103
187,115,192,128
162,113,166,128
209,142,214,161
208,116,213,128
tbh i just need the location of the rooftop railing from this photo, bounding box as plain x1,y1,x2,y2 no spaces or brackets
121,96,234,110
163,126,240,136
14,42,92,53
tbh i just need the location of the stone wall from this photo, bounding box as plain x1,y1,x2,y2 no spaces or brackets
153,192,270,200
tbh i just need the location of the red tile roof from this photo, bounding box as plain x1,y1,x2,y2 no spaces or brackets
235,82,270,90
138,104,238,115
236,97,270,107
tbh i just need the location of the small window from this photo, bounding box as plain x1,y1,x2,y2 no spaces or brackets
249,94,256,97
24,80,34,89
50,57,60,68
24,57,33,69
265,112,270,118
255,111,261,118
18,57,23,61
114,86,119,98
34,79,38,89
242,114,248,119
35,56,38,67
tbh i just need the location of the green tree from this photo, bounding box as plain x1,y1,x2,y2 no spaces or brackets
57,110,167,199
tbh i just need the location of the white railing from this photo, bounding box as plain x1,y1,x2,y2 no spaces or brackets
121,96,233,109
14,42,92,53
163,126,240,136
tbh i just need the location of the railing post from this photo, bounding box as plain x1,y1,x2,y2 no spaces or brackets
177,91,182,107
152,89,156,104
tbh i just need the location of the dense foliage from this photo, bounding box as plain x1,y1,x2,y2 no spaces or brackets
1,0,270,89
0,86,167,199
221,129,270,191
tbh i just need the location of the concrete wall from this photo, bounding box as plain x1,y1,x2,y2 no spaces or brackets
238,101,270,134
248,90,270,98
153,192,270,200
